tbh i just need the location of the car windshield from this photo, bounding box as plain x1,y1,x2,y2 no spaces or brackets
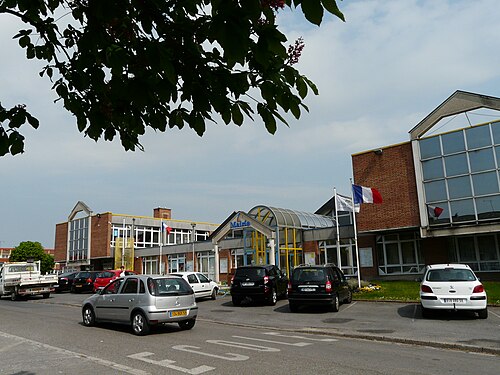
426,268,476,282
235,268,266,278
292,268,327,282
148,278,192,296
77,272,91,278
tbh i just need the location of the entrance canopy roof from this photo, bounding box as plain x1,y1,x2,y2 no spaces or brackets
248,205,336,229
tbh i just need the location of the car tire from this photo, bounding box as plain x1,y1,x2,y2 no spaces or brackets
10,292,18,301
178,318,196,330
268,288,277,306
421,304,432,319
477,308,488,319
42,293,50,299
331,294,339,312
82,305,96,327
232,296,241,306
211,288,217,300
345,289,353,304
132,312,150,336
289,302,298,313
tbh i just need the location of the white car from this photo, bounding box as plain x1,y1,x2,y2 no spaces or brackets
170,272,219,300
420,264,487,319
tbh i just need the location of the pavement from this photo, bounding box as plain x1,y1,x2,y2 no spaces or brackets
35,291,500,356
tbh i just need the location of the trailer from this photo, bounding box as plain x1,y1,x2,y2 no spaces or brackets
0,261,57,300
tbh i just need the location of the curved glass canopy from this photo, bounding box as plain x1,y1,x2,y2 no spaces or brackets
248,205,336,229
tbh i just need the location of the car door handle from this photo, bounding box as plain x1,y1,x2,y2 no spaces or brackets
128,298,135,302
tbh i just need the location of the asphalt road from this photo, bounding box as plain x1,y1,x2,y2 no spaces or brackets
0,293,499,375
22,291,500,354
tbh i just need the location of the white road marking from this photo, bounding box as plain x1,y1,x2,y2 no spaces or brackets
128,352,214,374
488,309,500,319
206,339,280,352
232,335,312,347
262,332,338,342
342,301,358,311
173,345,249,361
0,330,149,375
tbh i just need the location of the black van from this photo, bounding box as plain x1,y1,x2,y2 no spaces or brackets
287,264,352,312
230,265,288,306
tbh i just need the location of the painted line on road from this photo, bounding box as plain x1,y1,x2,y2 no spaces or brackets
488,309,500,319
128,352,215,374
172,345,249,361
341,301,358,311
232,335,312,347
206,339,280,352
262,332,338,342
0,330,149,375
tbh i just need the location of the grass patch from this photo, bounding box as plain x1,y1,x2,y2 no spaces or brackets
353,280,500,305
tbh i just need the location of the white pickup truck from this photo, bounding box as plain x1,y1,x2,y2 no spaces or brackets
0,261,57,300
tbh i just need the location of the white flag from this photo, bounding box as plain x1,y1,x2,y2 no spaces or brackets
335,194,354,212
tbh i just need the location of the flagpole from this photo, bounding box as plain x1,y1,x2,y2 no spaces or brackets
350,178,362,290
159,220,163,275
334,188,341,270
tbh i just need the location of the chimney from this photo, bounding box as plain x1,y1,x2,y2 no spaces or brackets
153,207,171,219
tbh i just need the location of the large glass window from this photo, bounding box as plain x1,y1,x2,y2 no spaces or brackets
376,233,423,275
451,235,500,271
68,217,89,261
419,121,500,226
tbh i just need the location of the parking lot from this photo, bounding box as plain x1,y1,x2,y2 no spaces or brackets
36,291,500,355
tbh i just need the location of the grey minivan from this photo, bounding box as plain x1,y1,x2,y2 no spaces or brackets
82,274,198,335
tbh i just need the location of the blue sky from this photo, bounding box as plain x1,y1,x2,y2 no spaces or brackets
1,0,500,248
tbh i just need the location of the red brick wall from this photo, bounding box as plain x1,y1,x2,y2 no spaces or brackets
352,142,420,231
91,213,112,258
153,208,171,219
54,222,68,263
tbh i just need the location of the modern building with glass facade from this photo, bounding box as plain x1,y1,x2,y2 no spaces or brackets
53,91,500,283
353,91,500,280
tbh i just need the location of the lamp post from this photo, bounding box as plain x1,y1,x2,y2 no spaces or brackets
191,222,196,272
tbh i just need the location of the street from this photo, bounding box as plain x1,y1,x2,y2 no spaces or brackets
0,293,499,374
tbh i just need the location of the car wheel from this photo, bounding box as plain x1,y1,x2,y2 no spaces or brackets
289,302,298,313
82,305,95,327
421,304,432,319
42,293,50,299
232,296,241,306
477,308,488,319
10,292,18,301
132,312,150,336
211,288,217,300
268,288,277,306
331,294,339,312
345,289,352,304
178,318,196,330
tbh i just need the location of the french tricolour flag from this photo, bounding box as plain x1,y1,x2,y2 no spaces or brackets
352,184,383,204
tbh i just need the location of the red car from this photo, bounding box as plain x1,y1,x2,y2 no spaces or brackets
93,269,136,292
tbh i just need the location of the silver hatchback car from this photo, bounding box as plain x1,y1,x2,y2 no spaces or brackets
82,274,198,335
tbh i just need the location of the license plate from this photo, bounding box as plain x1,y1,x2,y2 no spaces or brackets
170,310,187,317
241,282,254,287
76,285,82,287
443,298,466,304
301,287,316,292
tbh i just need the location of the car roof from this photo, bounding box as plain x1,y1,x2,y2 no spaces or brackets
236,265,272,269
426,264,471,270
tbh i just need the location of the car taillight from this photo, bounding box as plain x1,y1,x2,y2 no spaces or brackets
231,276,235,285
421,285,433,293
325,280,332,292
264,276,269,284
287,282,292,293
473,284,484,293
86,278,92,283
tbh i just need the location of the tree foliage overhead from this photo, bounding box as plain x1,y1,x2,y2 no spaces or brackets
0,0,344,156
9,241,55,274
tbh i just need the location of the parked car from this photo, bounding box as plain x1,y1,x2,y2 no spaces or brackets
54,271,78,293
230,265,288,306
93,269,136,292
170,272,219,300
81,274,198,335
420,263,488,319
287,264,352,312
71,271,100,293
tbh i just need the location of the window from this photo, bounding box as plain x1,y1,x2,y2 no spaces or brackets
197,273,210,283
121,278,138,294
376,233,423,275
68,217,89,261
187,274,198,283
451,235,500,271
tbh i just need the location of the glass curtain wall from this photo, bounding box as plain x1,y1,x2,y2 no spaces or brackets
68,217,89,261
376,232,424,275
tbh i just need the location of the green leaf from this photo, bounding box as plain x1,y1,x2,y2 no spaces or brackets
296,76,308,99
231,104,243,126
26,113,40,129
321,0,346,22
301,0,324,26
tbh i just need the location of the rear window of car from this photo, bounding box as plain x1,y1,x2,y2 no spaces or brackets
148,278,193,296
76,272,91,278
426,268,476,282
97,271,114,278
234,268,266,278
292,268,328,283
